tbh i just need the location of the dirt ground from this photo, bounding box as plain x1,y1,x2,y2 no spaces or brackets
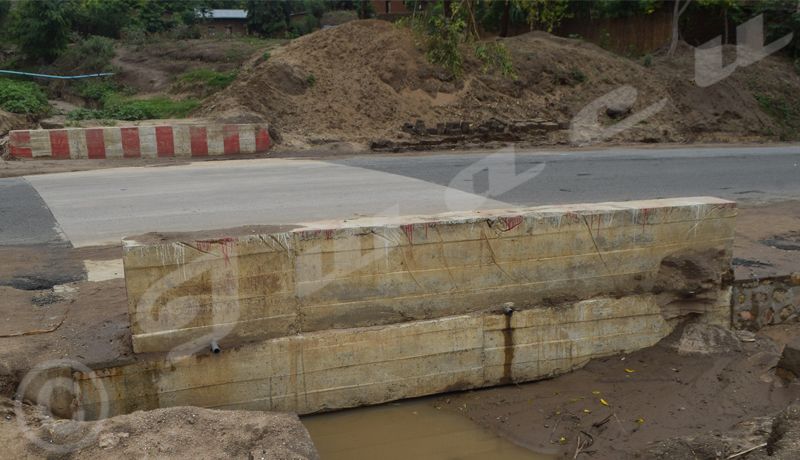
436,321,800,460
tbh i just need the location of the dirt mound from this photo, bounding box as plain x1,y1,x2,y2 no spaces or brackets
0,109,33,138
0,396,320,459
195,20,800,149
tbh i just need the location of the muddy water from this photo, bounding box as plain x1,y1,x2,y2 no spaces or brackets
301,396,557,460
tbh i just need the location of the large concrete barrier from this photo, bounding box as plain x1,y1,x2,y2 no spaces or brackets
8,123,269,159
74,197,736,419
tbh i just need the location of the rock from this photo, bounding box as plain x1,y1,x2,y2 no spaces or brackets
606,102,632,118
436,122,446,135
558,121,571,130
427,128,437,135
39,121,65,130
539,122,559,131
446,121,460,130
397,133,404,139
677,323,743,354
98,432,129,449
774,290,788,303
477,127,489,135
763,309,774,324
780,306,796,321
402,122,414,134
414,119,427,136
370,138,391,149
460,121,471,133
740,311,755,321
791,272,800,285
777,336,800,377
445,128,462,135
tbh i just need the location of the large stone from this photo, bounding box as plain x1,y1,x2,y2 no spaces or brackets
606,102,632,118
778,336,800,377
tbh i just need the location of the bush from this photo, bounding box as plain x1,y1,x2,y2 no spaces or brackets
306,74,316,87
76,35,116,70
122,28,147,46
66,97,199,121
170,23,199,40
643,52,653,68
0,78,50,115
474,42,517,79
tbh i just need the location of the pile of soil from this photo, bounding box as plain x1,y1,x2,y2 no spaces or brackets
0,396,319,459
437,321,800,460
0,109,34,138
193,20,800,149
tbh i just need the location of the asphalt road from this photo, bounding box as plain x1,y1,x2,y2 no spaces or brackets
4,145,800,248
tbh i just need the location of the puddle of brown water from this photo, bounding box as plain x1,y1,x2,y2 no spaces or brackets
301,397,557,460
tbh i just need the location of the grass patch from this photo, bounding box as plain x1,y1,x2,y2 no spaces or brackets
755,91,800,141
178,69,238,88
67,97,198,121
0,78,50,115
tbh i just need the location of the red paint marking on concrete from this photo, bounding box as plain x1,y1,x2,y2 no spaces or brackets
255,127,270,152
502,216,524,232
155,126,175,157
49,130,71,158
190,126,208,156
324,229,333,239
86,129,106,159
565,211,579,220
223,125,240,155
402,224,414,246
9,131,32,157
120,127,141,158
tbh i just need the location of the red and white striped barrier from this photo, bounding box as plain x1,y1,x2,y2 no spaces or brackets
8,124,270,159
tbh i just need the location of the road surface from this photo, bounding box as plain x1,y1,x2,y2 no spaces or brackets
3,145,799,248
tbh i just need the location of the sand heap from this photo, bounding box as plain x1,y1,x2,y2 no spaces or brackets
195,20,800,148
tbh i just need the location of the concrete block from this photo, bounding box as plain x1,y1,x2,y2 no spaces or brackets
122,197,737,354
8,124,270,159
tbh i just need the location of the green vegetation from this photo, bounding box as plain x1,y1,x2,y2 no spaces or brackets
474,42,517,79
755,91,800,141
0,78,50,115
306,74,316,87
179,69,239,88
66,97,199,121
55,35,116,74
643,52,653,68
9,0,79,60
570,67,587,83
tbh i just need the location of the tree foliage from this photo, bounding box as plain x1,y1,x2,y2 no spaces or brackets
10,0,80,60
246,0,292,37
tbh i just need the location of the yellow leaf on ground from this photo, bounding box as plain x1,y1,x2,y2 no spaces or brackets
601,399,608,406
635,419,644,423
625,369,635,373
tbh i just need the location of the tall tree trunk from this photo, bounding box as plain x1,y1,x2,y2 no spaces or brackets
500,0,510,37
362,0,368,19
723,8,728,45
668,0,692,61
444,0,452,18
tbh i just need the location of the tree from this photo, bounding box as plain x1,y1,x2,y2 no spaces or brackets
668,0,692,61
10,0,79,60
245,0,291,37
